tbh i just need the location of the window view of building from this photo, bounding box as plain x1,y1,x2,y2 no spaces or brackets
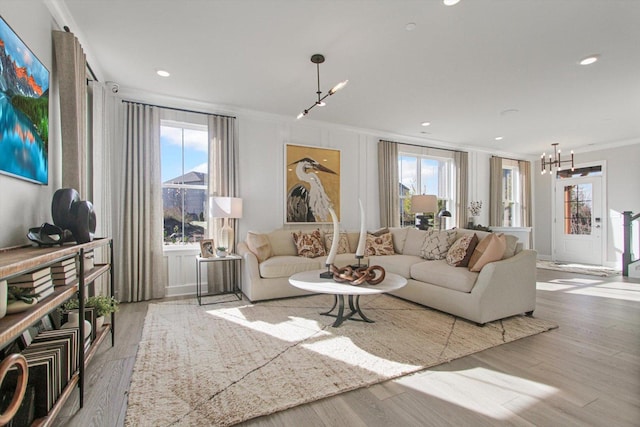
399,154,454,228
161,121,208,244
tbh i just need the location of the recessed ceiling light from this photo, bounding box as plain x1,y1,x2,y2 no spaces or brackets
156,69,171,77
421,121,431,127
579,54,600,65
495,136,503,141
443,0,461,6
500,108,519,116
406,23,417,31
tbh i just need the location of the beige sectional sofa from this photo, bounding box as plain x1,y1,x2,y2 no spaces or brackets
237,227,537,325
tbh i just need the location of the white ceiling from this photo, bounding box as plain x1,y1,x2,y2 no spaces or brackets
55,0,640,156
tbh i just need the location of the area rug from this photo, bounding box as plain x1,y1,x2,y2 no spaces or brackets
125,294,557,426
536,260,619,277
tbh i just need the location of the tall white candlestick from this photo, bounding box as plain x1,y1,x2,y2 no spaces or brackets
326,207,339,266
356,199,366,258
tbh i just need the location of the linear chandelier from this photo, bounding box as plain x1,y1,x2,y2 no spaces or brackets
541,142,574,174
296,54,348,119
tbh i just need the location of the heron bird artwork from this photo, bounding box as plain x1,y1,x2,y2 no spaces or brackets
287,157,337,222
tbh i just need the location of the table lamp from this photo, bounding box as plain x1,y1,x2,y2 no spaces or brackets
209,197,243,252
410,195,437,229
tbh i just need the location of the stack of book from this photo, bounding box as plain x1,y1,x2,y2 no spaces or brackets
7,268,54,300
50,258,77,287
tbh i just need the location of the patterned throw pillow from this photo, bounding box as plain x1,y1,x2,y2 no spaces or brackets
446,233,479,267
292,230,327,258
420,230,457,260
324,232,350,254
365,232,395,256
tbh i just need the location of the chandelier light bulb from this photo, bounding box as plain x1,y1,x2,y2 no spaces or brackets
296,112,305,120
329,80,348,95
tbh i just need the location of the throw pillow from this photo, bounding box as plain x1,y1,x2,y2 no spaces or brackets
420,230,457,260
365,232,395,256
468,233,507,272
446,233,479,267
246,231,272,262
292,230,327,258
324,232,350,254
369,227,390,237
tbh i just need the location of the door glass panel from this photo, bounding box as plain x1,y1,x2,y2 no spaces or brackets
563,184,592,235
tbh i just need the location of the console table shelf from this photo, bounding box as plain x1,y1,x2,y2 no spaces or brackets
0,238,115,426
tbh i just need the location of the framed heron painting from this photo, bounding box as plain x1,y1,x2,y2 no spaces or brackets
285,144,340,224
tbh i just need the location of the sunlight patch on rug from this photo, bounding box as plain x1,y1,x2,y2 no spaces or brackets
125,294,557,426
537,260,619,277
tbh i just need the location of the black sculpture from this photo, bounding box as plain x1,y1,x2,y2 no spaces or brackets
51,188,96,244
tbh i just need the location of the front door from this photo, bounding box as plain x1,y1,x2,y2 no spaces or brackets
553,166,604,265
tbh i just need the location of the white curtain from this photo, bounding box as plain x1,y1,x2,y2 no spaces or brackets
52,30,87,196
116,102,165,302
378,140,400,227
206,115,239,293
88,81,120,296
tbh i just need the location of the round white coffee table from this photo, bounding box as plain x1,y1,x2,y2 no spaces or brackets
289,269,407,327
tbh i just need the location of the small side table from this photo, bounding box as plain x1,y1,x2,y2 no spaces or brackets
195,254,243,305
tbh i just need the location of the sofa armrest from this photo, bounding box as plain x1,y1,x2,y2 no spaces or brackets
472,249,537,321
237,241,261,280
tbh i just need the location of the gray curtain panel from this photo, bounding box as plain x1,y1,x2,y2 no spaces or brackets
489,156,503,226
118,102,165,302
378,140,400,228
53,30,87,196
455,151,469,228
206,115,240,293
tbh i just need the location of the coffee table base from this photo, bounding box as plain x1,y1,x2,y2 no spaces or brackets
320,294,374,327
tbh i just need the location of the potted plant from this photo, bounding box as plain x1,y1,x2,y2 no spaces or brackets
216,246,228,258
86,295,119,330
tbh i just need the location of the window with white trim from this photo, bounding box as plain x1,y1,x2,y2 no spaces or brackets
161,120,208,244
399,153,455,228
502,161,521,227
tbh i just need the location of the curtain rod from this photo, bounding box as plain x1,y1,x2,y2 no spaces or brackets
383,139,466,154
492,155,529,163
63,26,98,82
121,100,237,120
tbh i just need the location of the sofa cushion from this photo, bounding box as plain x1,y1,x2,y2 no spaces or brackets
246,231,272,262
259,256,321,278
446,233,479,267
324,232,350,254
389,227,409,253
410,260,479,293
369,254,423,279
468,233,507,272
267,230,298,256
292,230,326,258
347,232,361,254
420,230,457,260
502,234,519,259
402,228,428,256
365,232,395,256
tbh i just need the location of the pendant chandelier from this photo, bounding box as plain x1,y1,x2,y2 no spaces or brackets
296,54,348,119
541,143,574,175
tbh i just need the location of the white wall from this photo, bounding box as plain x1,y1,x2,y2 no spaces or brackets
236,114,380,241
533,141,640,267
0,2,61,248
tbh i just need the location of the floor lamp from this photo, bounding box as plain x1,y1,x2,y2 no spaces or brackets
209,197,243,252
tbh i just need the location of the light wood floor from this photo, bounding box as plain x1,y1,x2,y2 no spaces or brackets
54,269,640,426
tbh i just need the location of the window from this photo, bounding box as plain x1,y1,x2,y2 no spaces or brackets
562,183,593,235
399,154,454,228
161,120,208,244
502,163,521,227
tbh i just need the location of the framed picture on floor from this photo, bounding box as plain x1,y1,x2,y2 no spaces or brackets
285,144,340,224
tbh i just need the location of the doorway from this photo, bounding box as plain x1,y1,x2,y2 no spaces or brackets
553,164,604,265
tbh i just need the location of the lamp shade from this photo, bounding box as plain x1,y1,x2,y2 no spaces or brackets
209,197,243,218
410,195,438,214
